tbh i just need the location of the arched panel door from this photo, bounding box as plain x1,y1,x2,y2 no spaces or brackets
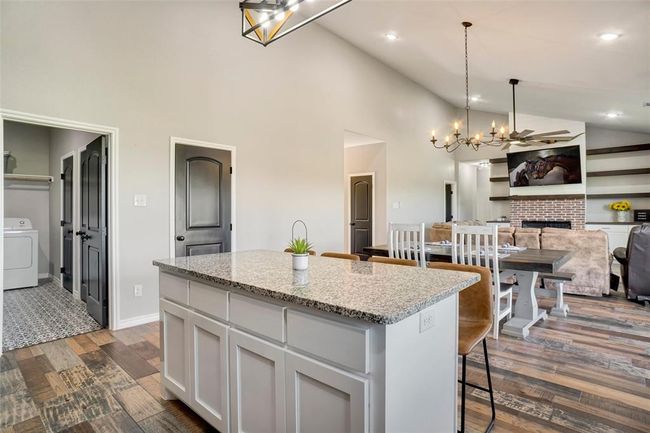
350,175,373,254
80,136,108,327
175,144,232,257
61,157,74,292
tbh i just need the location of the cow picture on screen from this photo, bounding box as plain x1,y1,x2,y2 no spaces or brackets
507,145,582,187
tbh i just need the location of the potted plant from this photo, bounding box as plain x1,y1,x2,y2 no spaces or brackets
609,200,632,222
288,237,312,270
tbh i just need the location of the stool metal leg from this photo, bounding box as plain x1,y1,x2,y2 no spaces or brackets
483,338,496,432
458,339,496,433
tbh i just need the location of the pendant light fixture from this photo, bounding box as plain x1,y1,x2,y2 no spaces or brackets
240,0,351,47
431,22,505,152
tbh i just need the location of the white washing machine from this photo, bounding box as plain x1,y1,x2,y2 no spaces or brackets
3,218,39,290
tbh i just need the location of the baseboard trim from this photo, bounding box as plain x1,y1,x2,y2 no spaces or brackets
116,313,160,330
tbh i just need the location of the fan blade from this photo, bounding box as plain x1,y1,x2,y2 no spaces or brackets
527,130,570,138
517,129,535,138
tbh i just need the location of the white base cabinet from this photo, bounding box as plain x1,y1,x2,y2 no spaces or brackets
286,351,368,433
159,271,459,433
229,328,286,433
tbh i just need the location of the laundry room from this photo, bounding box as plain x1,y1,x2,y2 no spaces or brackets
3,119,107,351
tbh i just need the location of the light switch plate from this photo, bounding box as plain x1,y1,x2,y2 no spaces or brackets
134,284,143,297
392,201,401,209
134,194,147,207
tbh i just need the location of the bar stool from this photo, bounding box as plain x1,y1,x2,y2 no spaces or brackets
321,252,360,261
284,248,316,256
368,256,417,266
428,262,496,433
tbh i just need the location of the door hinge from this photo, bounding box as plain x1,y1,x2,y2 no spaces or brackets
229,167,233,174
102,154,107,164
60,267,65,273
60,220,65,227
60,173,65,180
230,224,232,231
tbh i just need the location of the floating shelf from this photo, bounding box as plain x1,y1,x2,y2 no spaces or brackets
4,174,54,183
489,157,507,164
586,192,650,199
587,168,650,177
587,143,650,156
489,176,509,182
489,194,586,202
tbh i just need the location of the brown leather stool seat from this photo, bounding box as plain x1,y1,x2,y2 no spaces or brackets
321,252,360,261
428,262,496,433
368,256,417,266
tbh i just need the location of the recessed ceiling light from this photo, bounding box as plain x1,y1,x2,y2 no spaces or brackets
470,95,480,102
385,32,398,41
599,32,621,41
606,112,621,118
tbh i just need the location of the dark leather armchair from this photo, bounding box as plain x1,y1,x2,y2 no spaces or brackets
613,223,650,301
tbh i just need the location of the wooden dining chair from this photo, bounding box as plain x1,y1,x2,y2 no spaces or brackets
428,262,496,433
368,256,418,267
451,224,513,340
388,222,426,268
321,252,360,261
284,248,316,256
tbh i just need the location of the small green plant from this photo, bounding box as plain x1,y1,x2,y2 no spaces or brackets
288,238,313,255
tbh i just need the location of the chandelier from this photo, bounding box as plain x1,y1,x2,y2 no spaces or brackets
431,22,505,152
240,0,351,47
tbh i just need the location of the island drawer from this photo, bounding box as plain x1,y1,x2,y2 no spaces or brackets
189,280,228,321
286,309,370,373
230,293,286,342
160,272,189,305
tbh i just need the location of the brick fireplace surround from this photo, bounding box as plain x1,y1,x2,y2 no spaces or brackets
510,196,586,230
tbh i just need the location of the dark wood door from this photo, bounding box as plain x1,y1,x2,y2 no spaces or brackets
175,144,231,257
61,156,74,292
79,136,108,327
445,183,453,222
350,175,372,254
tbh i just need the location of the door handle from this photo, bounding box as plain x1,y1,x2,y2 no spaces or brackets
67,230,74,234
81,234,91,241
75,231,86,236
176,235,185,241
349,222,356,226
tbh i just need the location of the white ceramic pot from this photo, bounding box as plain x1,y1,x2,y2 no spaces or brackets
292,253,309,270
616,211,627,223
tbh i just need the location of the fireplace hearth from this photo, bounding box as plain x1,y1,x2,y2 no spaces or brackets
522,220,571,229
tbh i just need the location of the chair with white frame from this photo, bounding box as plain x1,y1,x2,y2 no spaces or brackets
451,224,513,339
388,223,426,268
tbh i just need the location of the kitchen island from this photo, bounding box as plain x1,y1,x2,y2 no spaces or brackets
153,250,480,433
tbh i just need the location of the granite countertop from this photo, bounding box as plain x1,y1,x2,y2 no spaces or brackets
153,250,480,325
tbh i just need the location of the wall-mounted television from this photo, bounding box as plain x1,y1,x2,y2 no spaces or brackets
507,145,582,187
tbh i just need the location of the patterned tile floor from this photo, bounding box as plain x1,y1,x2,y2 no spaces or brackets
2,282,101,352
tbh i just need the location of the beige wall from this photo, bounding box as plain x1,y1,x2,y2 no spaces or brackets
1,1,456,324
3,121,52,276
343,143,387,251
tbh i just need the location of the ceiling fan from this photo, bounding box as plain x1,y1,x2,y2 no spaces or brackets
502,78,584,151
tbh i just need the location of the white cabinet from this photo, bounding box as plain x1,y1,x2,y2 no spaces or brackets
229,328,286,433
586,224,636,252
285,352,368,433
160,299,190,401
189,312,229,433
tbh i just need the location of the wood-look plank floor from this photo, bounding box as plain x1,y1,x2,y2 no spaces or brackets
0,292,648,432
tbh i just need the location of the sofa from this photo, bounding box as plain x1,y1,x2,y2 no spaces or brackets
425,223,610,297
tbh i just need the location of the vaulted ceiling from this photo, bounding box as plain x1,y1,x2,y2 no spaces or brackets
317,0,650,133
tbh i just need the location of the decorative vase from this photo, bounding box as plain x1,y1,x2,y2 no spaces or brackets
292,253,309,271
616,211,627,223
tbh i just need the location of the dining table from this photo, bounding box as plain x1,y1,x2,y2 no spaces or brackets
363,243,573,338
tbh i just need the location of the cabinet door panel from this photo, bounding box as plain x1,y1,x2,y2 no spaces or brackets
160,299,190,400
229,329,286,433
286,352,368,433
190,312,229,432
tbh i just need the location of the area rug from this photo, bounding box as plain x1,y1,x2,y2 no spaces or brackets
2,281,101,351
